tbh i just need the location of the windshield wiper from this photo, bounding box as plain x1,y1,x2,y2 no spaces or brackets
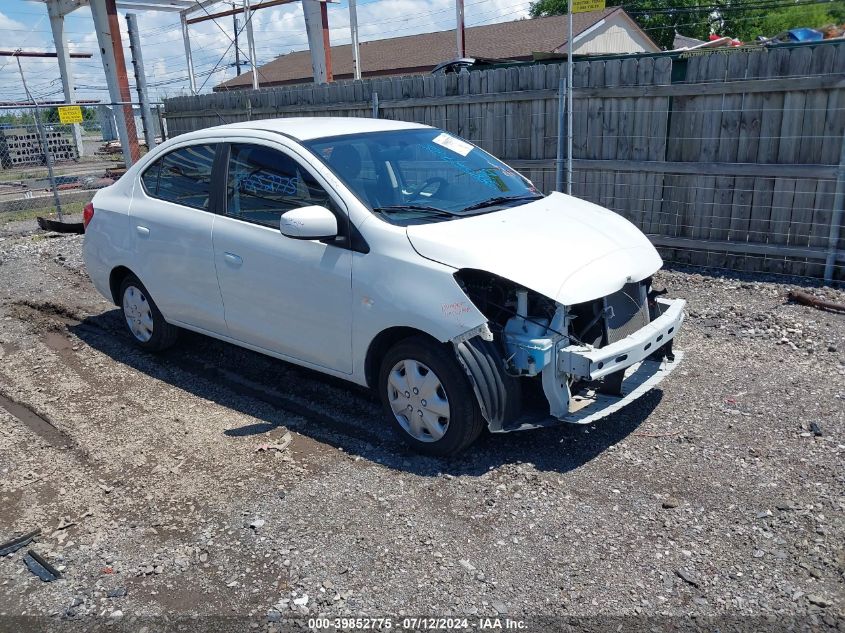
372,204,458,218
459,194,543,213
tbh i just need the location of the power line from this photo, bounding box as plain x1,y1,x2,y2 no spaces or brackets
188,0,274,86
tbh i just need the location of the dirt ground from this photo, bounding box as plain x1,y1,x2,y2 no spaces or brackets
0,215,842,632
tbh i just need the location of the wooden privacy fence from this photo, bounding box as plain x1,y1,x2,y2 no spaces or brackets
164,40,845,281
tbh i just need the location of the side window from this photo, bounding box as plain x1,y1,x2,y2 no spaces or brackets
315,140,392,207
141,160,160,194
143,144,216,210
226,143,332,227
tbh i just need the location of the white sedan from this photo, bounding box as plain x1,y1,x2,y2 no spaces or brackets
83,117,684,455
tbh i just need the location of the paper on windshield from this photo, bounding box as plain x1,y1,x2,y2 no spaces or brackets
432,133,473,157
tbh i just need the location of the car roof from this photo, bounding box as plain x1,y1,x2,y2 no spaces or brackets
204,117,431,141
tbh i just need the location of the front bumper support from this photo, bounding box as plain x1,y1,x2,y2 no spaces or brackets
507,350,684,431
457,297,686,433
558,298,685,381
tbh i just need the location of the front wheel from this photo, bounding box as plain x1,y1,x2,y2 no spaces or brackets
378,336,484,456
119,274,179,352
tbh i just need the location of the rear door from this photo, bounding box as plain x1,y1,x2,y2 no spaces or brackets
211,140,353,373
129,143,226,334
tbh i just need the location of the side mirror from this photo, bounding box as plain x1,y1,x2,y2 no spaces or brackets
279,205,338,240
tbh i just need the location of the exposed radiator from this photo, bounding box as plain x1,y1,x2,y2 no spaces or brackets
603,282,650,344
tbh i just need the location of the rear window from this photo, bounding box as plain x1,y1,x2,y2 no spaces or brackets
141,144,216,210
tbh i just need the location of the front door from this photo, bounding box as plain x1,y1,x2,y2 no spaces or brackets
211,142,353,373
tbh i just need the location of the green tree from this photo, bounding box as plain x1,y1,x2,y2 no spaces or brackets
726,4,839,42
529,0,843,50
0,111,35,126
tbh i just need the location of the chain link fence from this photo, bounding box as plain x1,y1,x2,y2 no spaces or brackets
0,102,166,225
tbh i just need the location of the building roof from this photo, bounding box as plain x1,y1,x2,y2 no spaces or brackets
672,33,706,49
215,8,625,90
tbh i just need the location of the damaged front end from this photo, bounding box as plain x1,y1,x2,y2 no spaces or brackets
452,269,685,432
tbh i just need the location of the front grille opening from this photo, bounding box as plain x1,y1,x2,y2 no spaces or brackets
603,282,650,344
569,280,652,349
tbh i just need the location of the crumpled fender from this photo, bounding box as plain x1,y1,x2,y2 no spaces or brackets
453,335,522,432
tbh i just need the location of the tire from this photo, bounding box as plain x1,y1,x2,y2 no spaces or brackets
378,335,484,456
119,274,179,352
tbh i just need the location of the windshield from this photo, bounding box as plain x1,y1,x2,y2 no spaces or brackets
304,128,542,225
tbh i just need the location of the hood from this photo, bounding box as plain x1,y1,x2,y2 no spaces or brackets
406,192,662,305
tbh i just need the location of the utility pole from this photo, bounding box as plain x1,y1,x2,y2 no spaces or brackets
243,0,259,89
89,0,140,166
180,12,197,95
302,0,332,84
46,0,84,157
566,0,573,194
126,13,155,151
455,0,465,59
320,0,332,81
233,3,241,75
349,0,361,80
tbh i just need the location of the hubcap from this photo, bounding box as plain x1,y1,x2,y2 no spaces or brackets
387,359,450,442
122,285,154,343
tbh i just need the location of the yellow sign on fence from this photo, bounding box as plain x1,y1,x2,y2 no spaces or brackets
57,105,83,124
571,0,605,13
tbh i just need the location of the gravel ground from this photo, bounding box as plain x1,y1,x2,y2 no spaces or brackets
0,216,843,631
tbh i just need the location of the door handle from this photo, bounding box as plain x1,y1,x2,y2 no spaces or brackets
223,252,243,266
136,225,150,237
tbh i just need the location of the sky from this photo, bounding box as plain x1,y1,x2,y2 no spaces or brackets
0,0,533,105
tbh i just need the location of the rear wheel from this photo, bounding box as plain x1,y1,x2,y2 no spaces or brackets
378,336,483,456
119,274,179,352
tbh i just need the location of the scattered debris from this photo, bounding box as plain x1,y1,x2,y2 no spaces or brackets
104,168,127,179
807,594,831,608
98,140,124,155
36,217,84,235
491,601,508,614
0,529,40,557
23,550,61,582
254,431,293,453
52,510,92,536
676,568,700,588
787,290,845,314
55,517,75,531
634,430,682,438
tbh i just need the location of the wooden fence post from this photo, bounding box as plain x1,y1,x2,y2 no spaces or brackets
824,131,845,283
